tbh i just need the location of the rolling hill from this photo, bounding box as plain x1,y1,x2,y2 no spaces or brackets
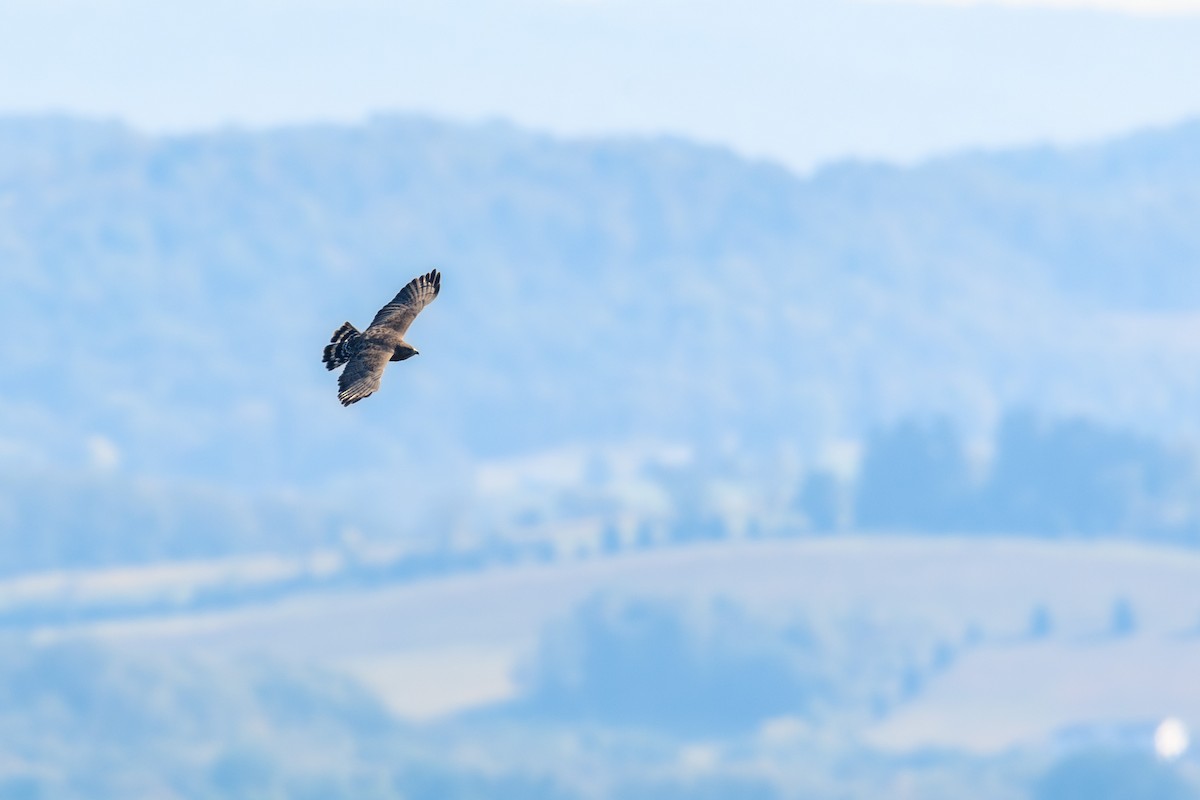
2,114,1200,566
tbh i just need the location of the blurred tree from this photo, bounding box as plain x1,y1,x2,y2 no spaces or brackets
849,408,1200,541
854,416,972,532
1028,603,1054,639
980,410,1190,537
1109,597,1137,638
600,522,623,555
513,595,831,735
797,470,843,532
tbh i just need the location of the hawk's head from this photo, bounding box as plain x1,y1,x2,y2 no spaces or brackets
392,343,419,362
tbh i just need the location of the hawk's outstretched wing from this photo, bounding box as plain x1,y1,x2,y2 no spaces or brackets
337,342,392,406
366,269,441,338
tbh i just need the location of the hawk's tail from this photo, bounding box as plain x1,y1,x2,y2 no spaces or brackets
323,322,360,370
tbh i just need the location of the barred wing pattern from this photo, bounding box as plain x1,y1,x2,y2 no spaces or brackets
327,270,441,406
336,342,393,405
367,269,442,336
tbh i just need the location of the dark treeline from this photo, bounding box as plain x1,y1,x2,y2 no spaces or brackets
800,409,1199,541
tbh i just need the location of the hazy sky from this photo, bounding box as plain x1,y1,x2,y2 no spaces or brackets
3,0,1200,170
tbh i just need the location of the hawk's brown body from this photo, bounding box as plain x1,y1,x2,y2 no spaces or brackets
323,270,441,406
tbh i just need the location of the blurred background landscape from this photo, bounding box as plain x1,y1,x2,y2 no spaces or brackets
4,0,1200,798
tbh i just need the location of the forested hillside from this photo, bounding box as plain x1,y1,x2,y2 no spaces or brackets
3,114,1200,566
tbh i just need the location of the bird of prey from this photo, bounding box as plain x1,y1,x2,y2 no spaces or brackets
322,269,441,406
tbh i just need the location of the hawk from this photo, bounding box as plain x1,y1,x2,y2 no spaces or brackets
322,269,442,406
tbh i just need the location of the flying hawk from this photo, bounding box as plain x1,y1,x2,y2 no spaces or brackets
322,269,441,406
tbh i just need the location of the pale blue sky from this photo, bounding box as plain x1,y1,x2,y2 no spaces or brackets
2,0,1199,170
